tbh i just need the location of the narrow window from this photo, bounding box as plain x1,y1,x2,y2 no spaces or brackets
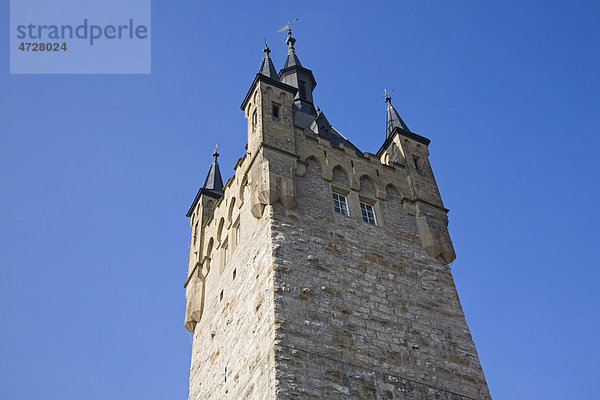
232,269,237,280
272,103,280,118
252,109,257,130
219,290,223,301
360,202,377,225
235,224,240,245
221,240,229,271
412,155,420,171
192,222,198,244
298,80,307,99
332,193,349,216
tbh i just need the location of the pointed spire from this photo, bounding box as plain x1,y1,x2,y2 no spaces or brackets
278,20,317,115
384,92,410,138
284,27,302,68
202,145,223,195
258,40,278,79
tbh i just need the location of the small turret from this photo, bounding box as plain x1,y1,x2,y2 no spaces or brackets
258,41,278,79
186,146,224,218
385,94,410,138
278,27,317,115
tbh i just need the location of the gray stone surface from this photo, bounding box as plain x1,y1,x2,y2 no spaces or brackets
183,56,490,399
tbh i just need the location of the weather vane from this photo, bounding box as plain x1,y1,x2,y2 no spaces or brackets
278,18,299,34
382,89,393,102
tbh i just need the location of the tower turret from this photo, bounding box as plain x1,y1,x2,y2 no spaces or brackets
184,147,224,332
278,28,317,115
378,94,456,264
258,42,278,79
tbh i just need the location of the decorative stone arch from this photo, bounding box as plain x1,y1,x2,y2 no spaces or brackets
276,90,288,104
227,197,237,224
359,174,377,197
304,155,325,171
331,165,350,187
205,237,214,262
238,175,248,206
216,217,225,244
206,199,214,209
298,154,328,180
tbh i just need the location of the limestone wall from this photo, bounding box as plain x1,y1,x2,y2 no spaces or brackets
269,139,491,398
186,152,279,399
184,77,489,399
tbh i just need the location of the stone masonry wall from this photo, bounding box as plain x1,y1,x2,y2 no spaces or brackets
187,186,277,399
185,78,490,399
269,143,491,399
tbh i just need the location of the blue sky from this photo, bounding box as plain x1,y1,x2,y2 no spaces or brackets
1,1,599,399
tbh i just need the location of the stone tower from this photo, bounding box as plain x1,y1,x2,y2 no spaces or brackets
183,30,491,399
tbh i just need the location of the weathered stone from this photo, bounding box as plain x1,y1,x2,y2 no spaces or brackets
182,39,490,400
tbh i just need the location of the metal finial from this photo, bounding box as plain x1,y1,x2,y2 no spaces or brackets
278,18,299,48
213,143,220,158
263,38,271,55
382,89,393,103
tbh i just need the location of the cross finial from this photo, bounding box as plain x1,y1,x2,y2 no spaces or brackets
263,38,271,55
213,143,220,158
382,89,393,103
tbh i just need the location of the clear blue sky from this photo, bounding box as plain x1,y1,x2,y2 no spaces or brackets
1,1,599,399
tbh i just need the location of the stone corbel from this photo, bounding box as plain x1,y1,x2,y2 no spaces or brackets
184,257,210,332
250,162,297,218
415,205,456,264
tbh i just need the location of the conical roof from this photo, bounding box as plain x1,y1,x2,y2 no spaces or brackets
258,45,278,79
284,32,302,68
202,149,223,195
385,97,410,138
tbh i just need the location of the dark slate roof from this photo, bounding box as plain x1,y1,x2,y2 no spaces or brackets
258,47,278,79
284,47,302,68
202,152,223,194
284,34,302,68
186,151,224,217
310,108,332,136
386,98,410,138
376,97,431,157
296,106,363,156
